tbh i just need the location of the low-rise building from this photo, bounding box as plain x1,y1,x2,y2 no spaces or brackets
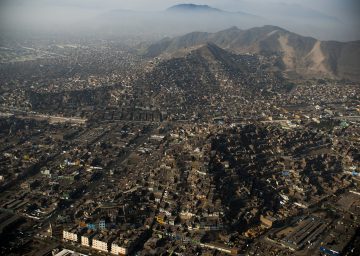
92,233,116,252
81,231,97,247
63,228,79,242
111,242,128,255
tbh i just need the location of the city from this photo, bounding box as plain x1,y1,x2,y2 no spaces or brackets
0,1,359,256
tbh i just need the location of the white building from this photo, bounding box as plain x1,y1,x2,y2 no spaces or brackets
63,229,78,242
111,243,128,255
53,249,88,256
92,237,109,252
81,233,93,247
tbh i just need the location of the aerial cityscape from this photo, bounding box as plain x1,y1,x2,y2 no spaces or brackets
0,0,359,256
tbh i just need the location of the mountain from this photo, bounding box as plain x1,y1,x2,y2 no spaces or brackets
166,4,254,16
166,4,222,13
96,4,350,41
96,4,262,39
144,26,360,81
134,43,287,119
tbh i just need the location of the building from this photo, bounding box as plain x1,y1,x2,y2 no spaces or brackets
53,249,88,256
63,229,79,242
200,243,240,255
92,233,115,252
81,231,97,247
260,215,277,228
111,242,128,255
92,238,109,252
99,219,106,230
110,228,148,255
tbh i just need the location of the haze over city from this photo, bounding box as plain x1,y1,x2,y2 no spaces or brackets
1,0,360,41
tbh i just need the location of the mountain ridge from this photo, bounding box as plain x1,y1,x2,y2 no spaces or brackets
144,25,360,81
134,42,287,119
166,4,222,12
166,3,255,16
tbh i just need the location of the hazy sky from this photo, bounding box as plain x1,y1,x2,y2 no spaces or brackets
2,0,359,16
1,0,359,41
